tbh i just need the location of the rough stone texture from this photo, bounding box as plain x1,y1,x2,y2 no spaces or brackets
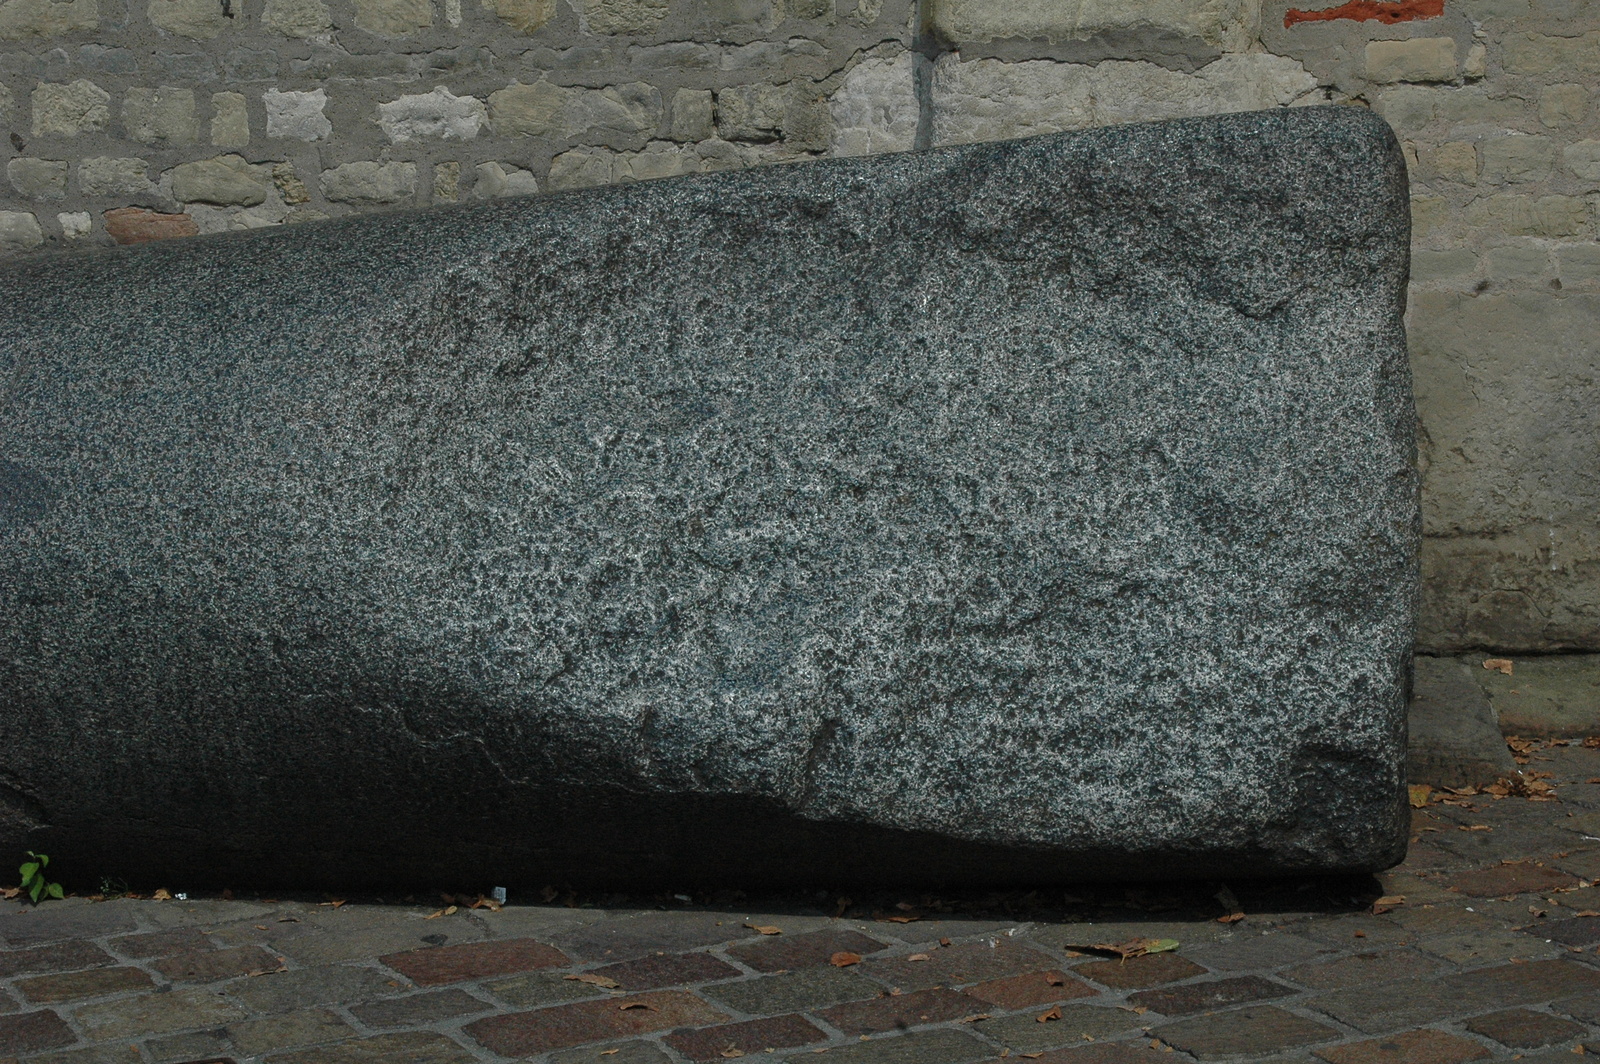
0,108,1415,888
378,87,487,143
264,88,332,141
929,0,1262,53
30,79,110,137
1408,656,1520,787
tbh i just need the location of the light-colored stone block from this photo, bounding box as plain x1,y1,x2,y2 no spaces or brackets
615,141,704,181
272,162,310,205
547,148,614,189
79,156,152,196
1464,194,1587,237
1479,135,1557,184
432,160,459,202
484,0,551,32
211,92,249,148
1415,141,1476,186
0,211,42,250
31,80,110,137
562,82,661,137
1557,243,1600,282
1486,243,1549,281
57,212,91,239
353,0,430,35
928,0,1261,53
1373,86,1436,132
1502,32,1600,78
171,155,271,206
669,89,714,142
1412,248,1478,282
1565,140,1600,186
1435,88,1524,127
489,81,566,136
7,158,68,200
1409,194,1451,239
148,0,231,39
262,0,332,36
583,0,665,33
1366,38,1458,84
378,87,486,142
0,0,96,40
1540,85,1589,128
471,160,540,198
320,160,417,203
830,51,917,157
265,88,332,140
124,87,198,145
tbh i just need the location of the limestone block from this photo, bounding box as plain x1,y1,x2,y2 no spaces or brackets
617,141,702,181
488,81,566,136
717,83,788,141
1409,195,1450,239
0,210,42,250
6,158,68,200
211,92,249,148
148,0,231,39
1435,88,1524,127
265,88,332,140
547,147,614,189
562,82,662,138
1485,243,1549,281
57,211,91,239
171,155,271,206
484,0,551,33
124,87,198,146
320,160,417,203
1415,142,1476,186
583,0,665,34
471,160,540,198
829,51,917,157
378,87,487,142
78,156,153,196
698,0,776,33
0,82,11,122
0,0,96,40
0,108,1416,887
1463,42,1486,79
1411,248,1477,282
432,161,460,202
928,0,1260,53
1373,86,1436,132
30,80,110,137
262,0,332,37
1558,243,1600,282
353,0,430,35
931,54,1317,147
272,162,310,205
669,89,714,142
101,206,198,242
1565,140,1600,186
1365,38,1458,84
1479,134,1557,184
1541,85,1589,129
1464,194,1587,237
1502,32,1600,78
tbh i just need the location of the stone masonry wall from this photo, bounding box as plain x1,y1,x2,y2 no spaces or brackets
0,0,1596,653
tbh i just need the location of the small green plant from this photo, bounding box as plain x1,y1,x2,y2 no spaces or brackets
20,852,64,904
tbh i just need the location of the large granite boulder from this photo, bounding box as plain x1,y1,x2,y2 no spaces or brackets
0,107,1416,889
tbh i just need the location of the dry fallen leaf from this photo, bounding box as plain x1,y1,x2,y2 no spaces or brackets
1047,973,1067,986
1036,1005,1062,1023
1217,912,1246,924
1072,938,1180,960
960,1014,991,1023
470,894,502,912
322,898,347,909
1461,825,1492,832
1485,658,1515,675
600,1053,619,1058
830,952,862,968
1585,737,1600,749
152,888,173,901
0,887,20,900
1574,910,1600,918
1371,895,1406,915
566,973,622,988
619,1002,657,1012
907,953,931,962
744,923,781,936
1408,784,1433,808
720,1049,744,1059
939,937,952,947
425,910,445,920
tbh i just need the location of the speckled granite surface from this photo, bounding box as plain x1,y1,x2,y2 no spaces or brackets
0,107,1416,888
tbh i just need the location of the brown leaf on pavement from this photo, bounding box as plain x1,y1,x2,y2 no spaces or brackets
1485,658,1514,674
1371,895,1405,914
744,923,781,935
1037,1005,1062,1023
830,951,862,967
566,973,622,988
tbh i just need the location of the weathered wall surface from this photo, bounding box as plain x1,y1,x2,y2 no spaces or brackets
0,0,1595,653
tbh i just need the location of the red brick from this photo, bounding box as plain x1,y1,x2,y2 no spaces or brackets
1131,975,1292,1016
109,928,213,959
382,938,569,986
1447,861,1579,898
1013,1044,1180,1064
0,1011,75,1056
866,941,1059,991
1073,953,1207,990
16,966,153,1004
590,951,740,990
0,941,115,979
816,987,983,1035
1283,951,1445,991
664,1014,827,1060
726,929,887,973
463,990,727,1055
1156,1005,1340,1060
155,945,282,983
103,207,199,245
1445,959,1600,1003
1314,1029,1492,1064
964,969,1097,1010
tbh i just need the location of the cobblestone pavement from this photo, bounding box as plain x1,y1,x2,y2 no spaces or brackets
9,742,1600,1064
